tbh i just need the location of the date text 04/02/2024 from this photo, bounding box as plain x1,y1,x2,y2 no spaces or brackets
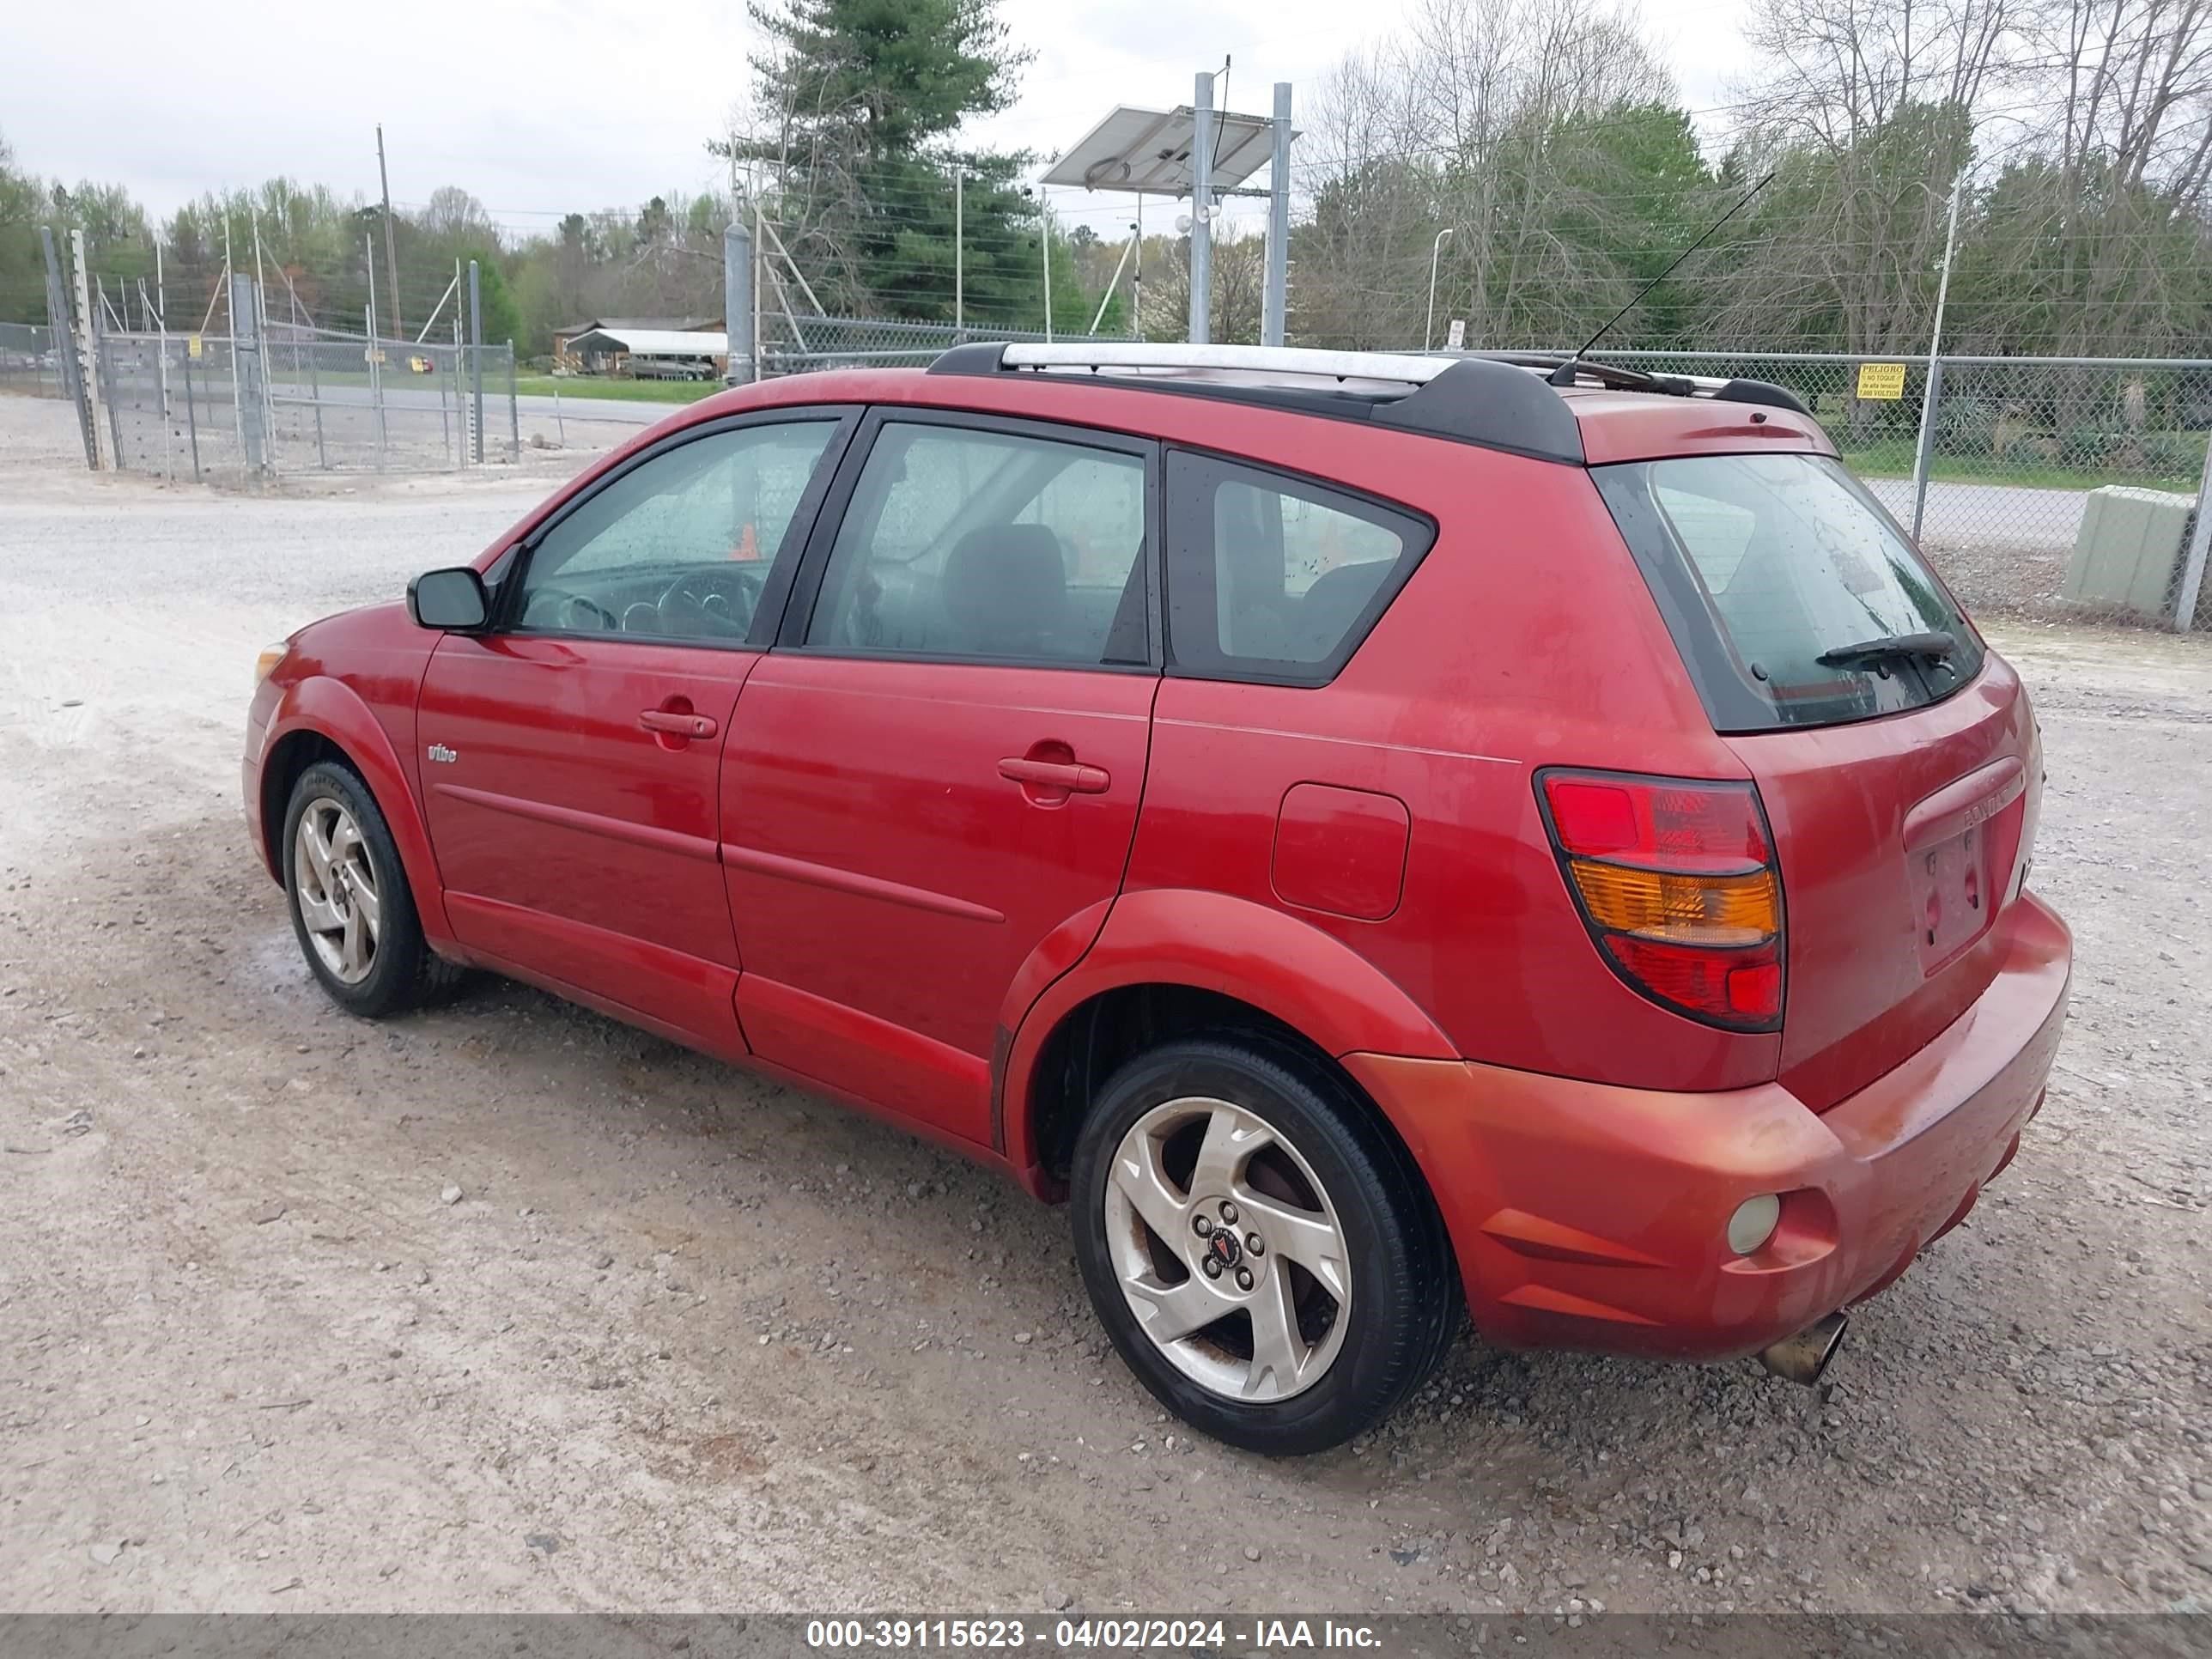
803,1618,1384,1650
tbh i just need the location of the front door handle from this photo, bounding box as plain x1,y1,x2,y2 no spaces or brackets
999,756,1109,794
640,708,718,739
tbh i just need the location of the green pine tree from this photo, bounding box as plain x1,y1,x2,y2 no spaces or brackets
714,0,1039,323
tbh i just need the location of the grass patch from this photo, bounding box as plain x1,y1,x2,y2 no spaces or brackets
514,375,721,405
1840,434,2203,493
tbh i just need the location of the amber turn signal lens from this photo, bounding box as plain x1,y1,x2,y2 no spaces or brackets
254,643,289,684
1566,858,1778,946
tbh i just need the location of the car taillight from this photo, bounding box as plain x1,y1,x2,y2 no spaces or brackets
1536,769,1784,1030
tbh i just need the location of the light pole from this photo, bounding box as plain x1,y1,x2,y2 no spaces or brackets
1425,228,1455,351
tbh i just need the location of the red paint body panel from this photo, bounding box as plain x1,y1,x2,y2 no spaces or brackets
997,886,1463,1179
1722,655,2040,1110
1123,438,1779,1091
1346,893,2068,1358
416,633,758,1033
242,361,2073,1372
721,653,1155,1147
246,604,452,939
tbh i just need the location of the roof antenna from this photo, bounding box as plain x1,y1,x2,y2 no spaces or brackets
1550,171,1777,387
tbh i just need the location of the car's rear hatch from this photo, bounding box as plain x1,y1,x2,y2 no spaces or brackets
1594,450,2041,1109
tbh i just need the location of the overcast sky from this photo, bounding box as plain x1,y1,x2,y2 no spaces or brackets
3,0,1758,240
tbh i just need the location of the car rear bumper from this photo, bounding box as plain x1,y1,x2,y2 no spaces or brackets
1346,891,2070,1362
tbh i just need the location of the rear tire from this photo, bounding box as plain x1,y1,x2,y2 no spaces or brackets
282,761,464,1018
1069,1032,1457,1455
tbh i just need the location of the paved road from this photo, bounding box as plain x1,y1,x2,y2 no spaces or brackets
1864,476,2094,553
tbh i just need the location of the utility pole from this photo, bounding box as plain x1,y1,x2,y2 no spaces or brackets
377,124,404,339
1261,81,1291,347
1188,70,1215,345
1040,189,1053,343
954,171,964,335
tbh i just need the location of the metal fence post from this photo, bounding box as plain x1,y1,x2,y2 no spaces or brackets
1261,82,1292,348
468,260,483,465
70,230,113,469
41,228,97,470
2173,428,2212,632
307,331,327,469
181,343,201,483
724,221,755,386
437,349,452,464
1189,71,1214,346
1911,356,1945,541
100,337,124,467
231,273,267,478
367,306,387,471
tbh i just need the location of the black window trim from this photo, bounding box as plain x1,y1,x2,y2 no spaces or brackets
776,404,1165,676
1158,444,1441,690
486,404,863,653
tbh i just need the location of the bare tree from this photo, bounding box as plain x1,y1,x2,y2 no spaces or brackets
1713,0,2017,370
1291,0,1702,350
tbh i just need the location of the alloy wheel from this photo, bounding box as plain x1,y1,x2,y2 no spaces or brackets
1102,1096,1352,1403
293,797,381,984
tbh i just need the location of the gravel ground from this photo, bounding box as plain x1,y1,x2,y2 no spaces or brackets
2,391,2208,1616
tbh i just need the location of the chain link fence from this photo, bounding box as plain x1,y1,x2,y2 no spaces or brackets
64,273,519,484
1584,351,2211,627
94,322,518,483
760,314,1097,375
45,276,2212,627
0,320,64,398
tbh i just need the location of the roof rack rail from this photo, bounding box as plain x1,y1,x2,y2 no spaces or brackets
927,342,1586,465
1477,351,1814,417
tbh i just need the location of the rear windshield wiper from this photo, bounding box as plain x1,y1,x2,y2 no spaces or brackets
1814,631,1957,670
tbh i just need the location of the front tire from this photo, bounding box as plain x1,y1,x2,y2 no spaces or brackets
1070,1033,1457,1455
282,761,461,1018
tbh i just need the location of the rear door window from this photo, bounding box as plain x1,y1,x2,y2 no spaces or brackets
1595,453,1984,732
1163,450,1434,684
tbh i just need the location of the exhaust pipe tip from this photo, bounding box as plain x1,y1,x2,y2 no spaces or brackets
1757,1310,1848,1387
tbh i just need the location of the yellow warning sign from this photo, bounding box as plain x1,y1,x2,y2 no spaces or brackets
1856,362,1906,400
186,334,203,360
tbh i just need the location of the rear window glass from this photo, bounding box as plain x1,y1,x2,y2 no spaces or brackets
1164,450,1433,684
1595,453,1984,732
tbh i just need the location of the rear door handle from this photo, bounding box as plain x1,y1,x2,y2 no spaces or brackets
640,708,719,739
999,757,1109,793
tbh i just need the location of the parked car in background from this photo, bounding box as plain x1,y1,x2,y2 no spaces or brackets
244,343,2069,1453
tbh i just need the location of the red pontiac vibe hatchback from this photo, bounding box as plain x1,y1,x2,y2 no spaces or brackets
244,343,2070,1454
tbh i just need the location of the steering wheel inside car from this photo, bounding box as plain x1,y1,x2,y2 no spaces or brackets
519,587,622,633
656,566,769,637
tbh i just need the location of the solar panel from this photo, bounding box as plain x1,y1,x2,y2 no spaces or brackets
1039,105,1291,194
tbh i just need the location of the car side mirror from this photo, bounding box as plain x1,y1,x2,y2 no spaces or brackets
407,566,489,631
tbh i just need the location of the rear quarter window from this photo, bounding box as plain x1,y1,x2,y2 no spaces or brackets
1164,450,1435,685
1596,453,1984,732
